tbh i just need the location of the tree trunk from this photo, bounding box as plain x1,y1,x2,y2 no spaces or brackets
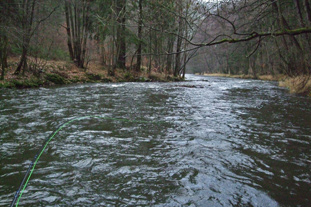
81,1,90,68
1,63,4,81
136,0,143,72
294,0,306,27
108,1,116,76
0,5,8,80
166,36,174,74
116,0,126,69
148,30,152,75
174,36,182,77
304,0,311,24
15,45,28,75
294,0,311,50
0,35,8,80
174,3,183,77
182,52,187,79
65,2,74,60
174,21,183,77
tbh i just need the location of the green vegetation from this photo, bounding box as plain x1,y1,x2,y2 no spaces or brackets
0,78,43,89
45,73,66,85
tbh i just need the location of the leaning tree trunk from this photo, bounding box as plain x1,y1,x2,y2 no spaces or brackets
174,2,183,77
65,1,74,60
15,46,28,75
174,23,183,77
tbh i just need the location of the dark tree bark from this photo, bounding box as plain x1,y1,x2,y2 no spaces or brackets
135,0,143,72
294,0,311,49
166,35,175,74
116,0,127,69
148,29,152,75
174,16,183,77
65,1,74,60
0,35,8,80
304,0,311,24
295,0,306,27
0,1,9,80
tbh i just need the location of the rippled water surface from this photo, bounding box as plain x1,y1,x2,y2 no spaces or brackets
1,75,311,206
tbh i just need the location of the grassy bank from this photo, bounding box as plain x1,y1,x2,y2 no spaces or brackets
201,73,284,81
279,76,311,96
203,73,311,96
0,58,182,89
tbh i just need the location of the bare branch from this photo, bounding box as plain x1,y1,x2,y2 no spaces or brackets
192,27,311,47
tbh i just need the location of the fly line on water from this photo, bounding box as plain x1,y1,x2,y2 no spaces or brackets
10,115,161,207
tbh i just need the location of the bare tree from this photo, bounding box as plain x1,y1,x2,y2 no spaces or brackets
187,0,311,78
12,0,59,75
64,0,90,68
14,0,37,75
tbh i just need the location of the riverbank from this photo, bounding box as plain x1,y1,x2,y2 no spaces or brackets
202,73,311,96
201,73,284,81
279,76,311,96
0,58,182,89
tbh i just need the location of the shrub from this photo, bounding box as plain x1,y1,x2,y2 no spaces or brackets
45,73,66,84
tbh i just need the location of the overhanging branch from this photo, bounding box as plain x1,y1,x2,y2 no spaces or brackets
192,27,311,47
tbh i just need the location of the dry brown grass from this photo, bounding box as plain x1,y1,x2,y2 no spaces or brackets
148,72,167,81
204,73,259,79
258,74,285,81
279,76,311,96
204,73,285,81
202,73,311,96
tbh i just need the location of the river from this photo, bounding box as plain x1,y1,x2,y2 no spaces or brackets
1,74,311,206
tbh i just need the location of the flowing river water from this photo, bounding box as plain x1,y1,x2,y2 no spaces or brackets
1,75,311,206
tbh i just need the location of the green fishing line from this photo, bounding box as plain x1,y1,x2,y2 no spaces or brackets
11,115,160,207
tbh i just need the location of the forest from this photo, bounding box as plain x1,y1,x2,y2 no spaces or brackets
0,0,311,94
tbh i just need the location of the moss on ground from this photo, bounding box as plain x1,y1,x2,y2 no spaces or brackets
0,78,43,88
45,73,67,84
